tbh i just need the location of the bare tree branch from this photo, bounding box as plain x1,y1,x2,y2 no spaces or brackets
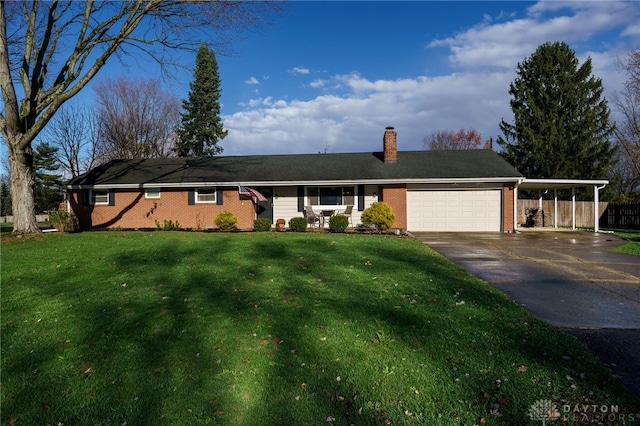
1,0,283,233
42,102,97,178
93,76,180,162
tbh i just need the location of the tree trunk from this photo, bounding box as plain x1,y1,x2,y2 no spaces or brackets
8,143,40,234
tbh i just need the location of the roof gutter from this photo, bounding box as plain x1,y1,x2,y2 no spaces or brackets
67,177,523,190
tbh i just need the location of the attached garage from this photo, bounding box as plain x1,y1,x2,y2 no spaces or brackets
407,189,502,232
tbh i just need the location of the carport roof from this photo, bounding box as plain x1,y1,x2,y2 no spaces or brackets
519,178,609,191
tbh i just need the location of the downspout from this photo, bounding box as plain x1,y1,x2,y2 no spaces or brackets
594,184,607,233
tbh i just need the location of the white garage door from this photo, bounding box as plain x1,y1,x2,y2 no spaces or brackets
407,190,501,231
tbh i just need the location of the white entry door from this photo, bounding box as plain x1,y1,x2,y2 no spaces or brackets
407,190,501,231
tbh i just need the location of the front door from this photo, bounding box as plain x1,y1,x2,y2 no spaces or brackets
255,187,273,223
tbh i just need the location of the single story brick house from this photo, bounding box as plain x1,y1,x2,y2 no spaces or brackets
66,127,525,232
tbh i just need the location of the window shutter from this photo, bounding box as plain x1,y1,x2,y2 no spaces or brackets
216,189,223,205
357,185,365,211
108,191,115,206
188,190,195,205
83,191,89,206
297,186,304,212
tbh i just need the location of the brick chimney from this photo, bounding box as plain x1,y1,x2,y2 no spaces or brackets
383,126,397,163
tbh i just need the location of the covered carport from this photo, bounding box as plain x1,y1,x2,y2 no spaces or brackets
515,178,609,232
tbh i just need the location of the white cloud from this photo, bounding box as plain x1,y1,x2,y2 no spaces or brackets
245,76,260,85
221,72,514,156
219,1,640,157
429,1,639,70
309,78,326,89
289,67,311,76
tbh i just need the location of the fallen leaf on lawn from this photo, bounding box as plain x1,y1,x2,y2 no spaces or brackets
489,402,502,416
83,367,92,378
517,365,528,372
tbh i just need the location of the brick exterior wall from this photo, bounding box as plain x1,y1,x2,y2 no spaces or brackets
67,183,516,233
382,184,407,230
502,184,515,232
69,188,256,230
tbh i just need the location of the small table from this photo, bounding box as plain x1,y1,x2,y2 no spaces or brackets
321,210,335,228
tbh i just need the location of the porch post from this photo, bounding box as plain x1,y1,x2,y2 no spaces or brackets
554,189,558,228
513,184,518,231
572,188,576,230
594,185,601,233
538,194,544,228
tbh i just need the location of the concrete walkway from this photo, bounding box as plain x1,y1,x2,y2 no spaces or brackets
412,230,640,396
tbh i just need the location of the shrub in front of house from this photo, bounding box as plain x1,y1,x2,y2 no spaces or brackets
49,211,78,232
329,214,349,232
215,211,238,231
288,217,307,232
361,201,395,231
155,219,181,231
253,218,272,232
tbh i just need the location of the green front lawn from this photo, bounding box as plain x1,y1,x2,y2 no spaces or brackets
2,231,637,425
610,229,640,256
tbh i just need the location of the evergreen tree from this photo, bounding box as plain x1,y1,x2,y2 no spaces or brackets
33,142,63,213
497,41,615,181
0,178,11,216
177,44,228,157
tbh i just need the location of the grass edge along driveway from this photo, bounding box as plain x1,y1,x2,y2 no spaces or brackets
2,231,638,425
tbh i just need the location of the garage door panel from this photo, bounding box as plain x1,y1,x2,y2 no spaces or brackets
407,190,501,232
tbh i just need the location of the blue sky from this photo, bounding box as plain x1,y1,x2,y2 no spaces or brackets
60,1,640,156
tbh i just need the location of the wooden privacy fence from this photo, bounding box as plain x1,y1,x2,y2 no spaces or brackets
599,202,640,229
517,199,608,229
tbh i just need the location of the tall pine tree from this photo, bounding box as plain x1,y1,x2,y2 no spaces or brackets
177,44,228,157
33,142,63,213
497,41,615,180
0,178,11,216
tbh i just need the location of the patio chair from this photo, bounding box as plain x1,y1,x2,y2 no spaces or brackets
338,205,353,227
304,206,321,228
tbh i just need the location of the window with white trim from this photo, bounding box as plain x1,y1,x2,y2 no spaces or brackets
196,188,217,203
145,188,161,199
307,186,355,206
90,190,109,205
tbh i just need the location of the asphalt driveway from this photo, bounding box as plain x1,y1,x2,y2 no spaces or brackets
412,230,640,396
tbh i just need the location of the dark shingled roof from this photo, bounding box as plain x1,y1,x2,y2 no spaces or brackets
67,150,523,187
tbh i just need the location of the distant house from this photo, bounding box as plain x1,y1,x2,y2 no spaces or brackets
66,126,525,232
